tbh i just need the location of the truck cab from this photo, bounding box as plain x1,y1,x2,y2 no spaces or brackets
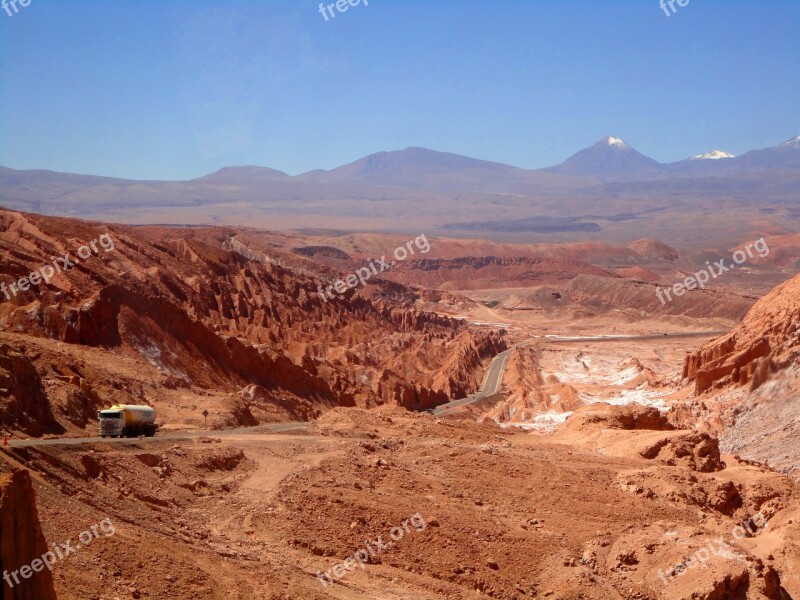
98,409,124,437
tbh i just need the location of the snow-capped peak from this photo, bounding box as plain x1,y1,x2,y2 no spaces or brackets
779,135,800,149
690,150,736,161
602,136,629,149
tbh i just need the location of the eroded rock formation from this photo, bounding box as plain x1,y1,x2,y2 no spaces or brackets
0,209,504,433
0,469,57,600
684,272,800,393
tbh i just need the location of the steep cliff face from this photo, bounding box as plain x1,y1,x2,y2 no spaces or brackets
0,209,505,433
675,274,800,483
0,345,64,436
683,272,800,393
0,469,57,600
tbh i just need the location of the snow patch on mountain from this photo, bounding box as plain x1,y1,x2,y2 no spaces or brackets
780,135,800,149
690,150,736,161
604,137,629,149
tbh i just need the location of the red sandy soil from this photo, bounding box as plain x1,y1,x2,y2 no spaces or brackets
2,404,799,599
2,208,800,599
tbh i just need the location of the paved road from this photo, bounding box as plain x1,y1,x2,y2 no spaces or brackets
3,422,309,449
432,345,517,416
429,330,724,416
2,331,724,444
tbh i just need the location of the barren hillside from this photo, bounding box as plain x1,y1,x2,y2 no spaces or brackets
0,209,504,436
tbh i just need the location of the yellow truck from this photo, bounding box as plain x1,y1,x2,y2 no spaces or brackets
98,405,157,438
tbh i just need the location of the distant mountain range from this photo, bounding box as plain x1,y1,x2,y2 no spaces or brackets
545,134,800,180
1,134,798,243
194,134,800,183
198,146,568,193
3,134,799,192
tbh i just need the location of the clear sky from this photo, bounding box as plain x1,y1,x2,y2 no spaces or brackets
0,0,798,180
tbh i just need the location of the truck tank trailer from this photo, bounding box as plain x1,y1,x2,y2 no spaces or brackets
98,405,157,438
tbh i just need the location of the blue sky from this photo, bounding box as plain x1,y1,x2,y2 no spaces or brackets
1,0,798,180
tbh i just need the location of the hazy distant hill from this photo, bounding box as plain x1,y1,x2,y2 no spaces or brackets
296,147,567,192
195,166,293,183
667,135,800,176
1,135,798,243
544,136,666,179
732,135,800,171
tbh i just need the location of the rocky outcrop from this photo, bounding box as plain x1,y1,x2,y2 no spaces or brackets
639,431,724,472
0,209,505,432
561,402,675,433
626,238,679,262
684,272,800,393
0,345,64,437
0,469,57,600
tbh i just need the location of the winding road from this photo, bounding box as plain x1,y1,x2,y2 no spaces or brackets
1,331,724,447
431,344,519,416
430,329,725,416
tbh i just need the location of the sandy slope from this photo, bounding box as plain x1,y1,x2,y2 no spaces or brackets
2,404,798,599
